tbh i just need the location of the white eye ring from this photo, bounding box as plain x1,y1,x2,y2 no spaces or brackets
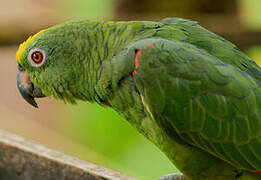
27,48,47,68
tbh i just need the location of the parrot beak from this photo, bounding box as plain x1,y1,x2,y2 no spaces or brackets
17,64,46,108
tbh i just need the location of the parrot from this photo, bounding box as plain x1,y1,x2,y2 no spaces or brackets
15,17,261,180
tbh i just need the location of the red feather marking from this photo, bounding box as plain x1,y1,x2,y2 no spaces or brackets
132,44,154,77
135,50,142,68
132,49,142,76
256,171,261,175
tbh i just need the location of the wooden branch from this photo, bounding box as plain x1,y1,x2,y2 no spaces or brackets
0,130,136,180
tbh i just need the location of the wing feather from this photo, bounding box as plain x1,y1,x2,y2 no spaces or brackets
133,38,261,171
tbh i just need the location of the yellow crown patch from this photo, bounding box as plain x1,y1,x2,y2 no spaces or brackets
16,29,46,63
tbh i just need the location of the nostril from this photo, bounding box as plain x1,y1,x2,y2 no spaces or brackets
17,63,25,72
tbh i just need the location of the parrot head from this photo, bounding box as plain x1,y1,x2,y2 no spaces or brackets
16,21,94,107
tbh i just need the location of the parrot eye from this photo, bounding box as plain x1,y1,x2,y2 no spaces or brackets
32,51,43,63
28,48,46,68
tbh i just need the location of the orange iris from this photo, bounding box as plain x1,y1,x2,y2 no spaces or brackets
32,51,43,64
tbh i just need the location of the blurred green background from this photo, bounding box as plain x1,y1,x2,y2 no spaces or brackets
1,0,261,179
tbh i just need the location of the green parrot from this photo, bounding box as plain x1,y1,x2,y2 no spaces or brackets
16,17,261,180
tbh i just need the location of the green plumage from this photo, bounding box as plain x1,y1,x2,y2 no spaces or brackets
17,18,261,179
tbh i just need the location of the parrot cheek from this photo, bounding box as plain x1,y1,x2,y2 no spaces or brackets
17,64,46,108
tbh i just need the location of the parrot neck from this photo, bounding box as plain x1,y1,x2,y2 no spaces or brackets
67,20,159,103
